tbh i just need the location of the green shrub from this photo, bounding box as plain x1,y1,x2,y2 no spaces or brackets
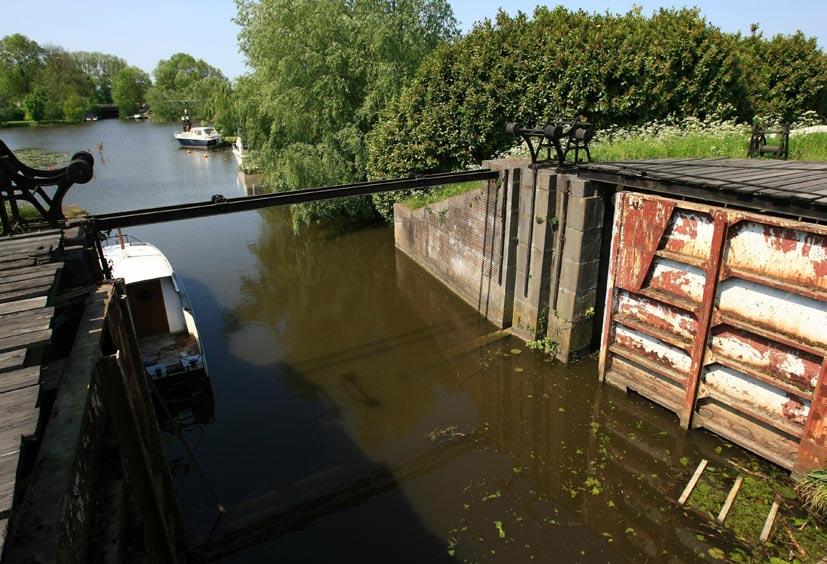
367,7,826,220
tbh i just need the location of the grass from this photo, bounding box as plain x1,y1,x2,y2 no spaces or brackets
797,470,827,518
590,132,827,161
402,180,485,209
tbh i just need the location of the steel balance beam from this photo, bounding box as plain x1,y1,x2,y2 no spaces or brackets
92,169,499,229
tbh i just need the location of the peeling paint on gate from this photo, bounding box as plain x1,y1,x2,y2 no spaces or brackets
601,192,827,473
727,222,827,291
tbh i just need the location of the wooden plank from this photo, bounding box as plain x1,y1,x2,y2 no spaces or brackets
0,283,54,305
0,407,39,435
0,263,61,285
758,171,827,188
717,476,743,523
0,258,38,272
678,459,708,505
0,243,55,262
0,385,39,415
0,367,40,394
0,451,21,514
0,235,60,255
0,316,52,341
0,296,47,316
0,350,26,374
0,328,51,354
760,496,781,542
0,306,54,326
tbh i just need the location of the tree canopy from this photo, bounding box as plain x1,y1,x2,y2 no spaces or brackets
234,0,458,224
72,51,128,103
145,53,228,121
112,66,152,116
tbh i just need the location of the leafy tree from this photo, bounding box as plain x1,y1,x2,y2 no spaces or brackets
0,34,43,100
62,91,90,122
38,45,95,120
23,87,46,120
72,51,128,103
145,53,228,121
738,29,827,122
234,0,458,225
112,66,152,116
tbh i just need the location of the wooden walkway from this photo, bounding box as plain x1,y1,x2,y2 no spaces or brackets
579,158,827,222
0,230,63,549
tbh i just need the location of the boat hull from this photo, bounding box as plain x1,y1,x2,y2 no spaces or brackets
176,137,221,148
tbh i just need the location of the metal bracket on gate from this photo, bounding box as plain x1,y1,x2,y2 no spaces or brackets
506,117,595,169
0,140,94,235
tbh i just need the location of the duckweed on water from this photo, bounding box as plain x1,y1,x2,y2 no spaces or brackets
686,464,827,562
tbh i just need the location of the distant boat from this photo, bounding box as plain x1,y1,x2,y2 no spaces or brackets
102,233,208,385
174,105,221,148
174,126,222,148
84,113,98,122
128,113,148,120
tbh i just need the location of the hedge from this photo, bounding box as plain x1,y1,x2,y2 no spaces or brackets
367,7,827,220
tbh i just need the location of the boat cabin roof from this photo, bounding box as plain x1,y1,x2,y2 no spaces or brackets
102,241,174,284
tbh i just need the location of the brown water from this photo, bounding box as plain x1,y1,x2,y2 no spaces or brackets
1,121,777,563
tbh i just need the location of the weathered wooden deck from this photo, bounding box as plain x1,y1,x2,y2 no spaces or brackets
0,230,64,548
580,158,827,222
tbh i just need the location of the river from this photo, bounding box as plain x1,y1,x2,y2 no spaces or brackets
1,120,780,562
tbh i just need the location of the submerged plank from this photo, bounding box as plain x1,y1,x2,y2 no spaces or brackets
678,459,708,505
760,496,782,542
717,476,743,523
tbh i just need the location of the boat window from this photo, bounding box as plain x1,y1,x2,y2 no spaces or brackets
204,128,214,135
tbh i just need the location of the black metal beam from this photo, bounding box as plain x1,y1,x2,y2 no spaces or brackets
92,169,499,229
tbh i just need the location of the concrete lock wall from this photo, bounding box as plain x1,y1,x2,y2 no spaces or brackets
393,158,608,361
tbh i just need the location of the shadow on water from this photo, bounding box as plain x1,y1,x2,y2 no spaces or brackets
162,202,784,564
167,223,462,563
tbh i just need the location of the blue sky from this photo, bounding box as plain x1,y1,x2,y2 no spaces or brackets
0,1,824,80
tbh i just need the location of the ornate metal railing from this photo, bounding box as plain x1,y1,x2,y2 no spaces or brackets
506,117,595,168
0,140,94,235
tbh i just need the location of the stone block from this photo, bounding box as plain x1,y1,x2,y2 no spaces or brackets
566,195,605,232
557,258,600,293
547,316,594,362
554,288,597,323
568,177,597,199
561,226,603,264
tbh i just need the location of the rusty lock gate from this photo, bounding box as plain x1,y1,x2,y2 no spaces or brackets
599,192,827,473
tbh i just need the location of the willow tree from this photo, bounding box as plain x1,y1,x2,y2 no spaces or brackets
234,0,458,225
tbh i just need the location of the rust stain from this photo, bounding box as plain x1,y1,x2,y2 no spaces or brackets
762,225,799,254
782,395,808,425
709,327,820,390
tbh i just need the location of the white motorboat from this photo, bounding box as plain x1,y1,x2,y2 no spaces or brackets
102,234,207,384
232,136,247,170
174,126,222,148
174,106,221,148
